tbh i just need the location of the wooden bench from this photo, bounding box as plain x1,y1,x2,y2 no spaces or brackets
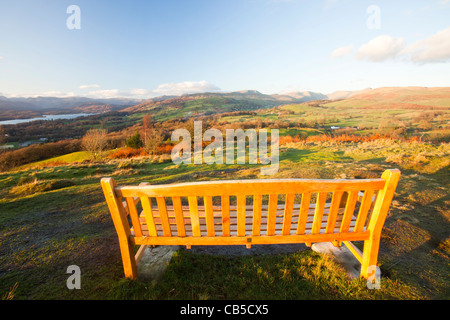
101,169,400,280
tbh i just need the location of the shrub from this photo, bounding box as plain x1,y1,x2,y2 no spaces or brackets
126,132,144,149
109,147,147,159
156,143,174,155
0,139,81,172
81,128,108,159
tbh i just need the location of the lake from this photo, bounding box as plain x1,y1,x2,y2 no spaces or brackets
0,113,96,125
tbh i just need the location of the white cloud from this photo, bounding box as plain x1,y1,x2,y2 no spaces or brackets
13,91,78,98
400,27,450,64
0,56,4,60
5,81,221,99
330,45,354,59
86,88,151,99
152,80,221,96
79,84,100,89
130,88,150,96
40,91,76,98
355,35,406,62
87,89,122,99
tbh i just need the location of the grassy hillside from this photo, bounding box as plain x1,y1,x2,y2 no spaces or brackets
0,137,448,300
1,86,449,301
17,151,93,170
123,91,309,121
324,87,450,109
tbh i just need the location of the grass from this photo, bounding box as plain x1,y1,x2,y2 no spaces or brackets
16,151,93,170
0,136,448,300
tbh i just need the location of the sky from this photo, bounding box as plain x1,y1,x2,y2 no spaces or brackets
0,0,449,99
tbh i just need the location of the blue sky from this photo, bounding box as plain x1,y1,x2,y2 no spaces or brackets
0,0,449,98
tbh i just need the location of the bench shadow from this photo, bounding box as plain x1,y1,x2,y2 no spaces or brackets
186,243,310,257
379,166,450,297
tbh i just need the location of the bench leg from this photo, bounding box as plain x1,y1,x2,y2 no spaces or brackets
119,239,138,280
360,169,401,280
332,240,342,248
360,235,380,280
101,178,138,280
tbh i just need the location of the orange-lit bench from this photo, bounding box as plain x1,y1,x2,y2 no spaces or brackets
101,169,400,280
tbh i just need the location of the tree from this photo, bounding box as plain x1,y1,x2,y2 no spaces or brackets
142,114,153,143
144,128,164,155
0,126,5,145
81,128,108,159
126,131,143,149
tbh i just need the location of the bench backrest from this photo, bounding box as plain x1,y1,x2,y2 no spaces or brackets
101,169,400,247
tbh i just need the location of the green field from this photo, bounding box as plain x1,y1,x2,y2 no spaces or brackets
17,151,93,169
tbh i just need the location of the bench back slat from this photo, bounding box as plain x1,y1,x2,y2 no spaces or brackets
354,189,375,232
325,191,344,234
312,192,327,235
188,196,201,237
252,194,263,236
156,197,172,237
282,194,295,236
221,195,231,237
172,196,186,237
204,196,215,237
125,197,143,237
296,192,311,235
267,194,278,236
340,190,359,233
237,195,246,237
140,197,157,237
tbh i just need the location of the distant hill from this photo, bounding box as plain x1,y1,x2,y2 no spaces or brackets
325,88,373,100
278,91,328,102
1,87,448,122
122,90,323,120
0,96,142,114
323,87,450,110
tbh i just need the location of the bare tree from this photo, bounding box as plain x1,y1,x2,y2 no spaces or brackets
142,114,153,144
81,128,108,159
0,126,5,145
144,128,164,155
141,114,165,155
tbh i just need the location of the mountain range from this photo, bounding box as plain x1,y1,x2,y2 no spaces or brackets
0,89,363,113
1,87,448,121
